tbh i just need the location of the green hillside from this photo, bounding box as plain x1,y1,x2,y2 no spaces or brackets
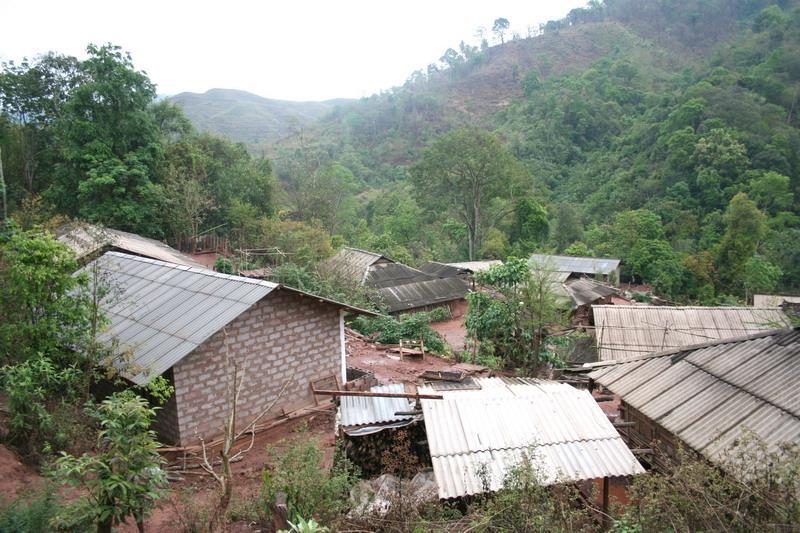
169,88,351,148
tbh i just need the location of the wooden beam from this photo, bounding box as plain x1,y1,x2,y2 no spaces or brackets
312,389,443,400
613,421,636,428
594,395,615,402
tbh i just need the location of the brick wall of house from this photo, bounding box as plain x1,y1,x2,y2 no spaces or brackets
169,289,341,445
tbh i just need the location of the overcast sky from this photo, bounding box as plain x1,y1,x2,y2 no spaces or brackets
1,0,587,101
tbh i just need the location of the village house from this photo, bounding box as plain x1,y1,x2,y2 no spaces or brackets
58,222,205,269
591,305,791,361
587,328,800,473
529,253,622,285
87,251,375,446
322,247,469,316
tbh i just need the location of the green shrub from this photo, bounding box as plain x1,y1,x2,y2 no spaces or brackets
1,355,82,459
262,435,359,524
350,310,447,353
0,489,61,533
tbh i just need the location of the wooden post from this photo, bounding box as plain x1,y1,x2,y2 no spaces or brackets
602,476,610,528
271,491,289,531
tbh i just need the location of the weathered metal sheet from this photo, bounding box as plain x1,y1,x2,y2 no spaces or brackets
753,294,800,307
367,262,437,289
589,329,800,468
443,260,502,273
593,305,790,361
529,254,620,276
420,377,644,499
338,384,415,428
419,261,467,279
565,278,617,307
320,247,386,284
85,252,277,384
378,277,469,313
58,222,205,268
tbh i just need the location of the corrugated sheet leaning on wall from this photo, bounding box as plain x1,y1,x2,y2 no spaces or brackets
418,377,644,499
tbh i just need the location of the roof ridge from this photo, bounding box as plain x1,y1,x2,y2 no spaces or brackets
530,253,620,262
586,327,796,368
105,251,277,289
592,305,784,310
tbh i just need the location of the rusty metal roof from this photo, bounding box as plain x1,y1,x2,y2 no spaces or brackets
338,384,415,428
592,305,791,361
378,277,469,313
58,222,205,269
529,254,620,275
588,329,800,465
419,377,644,499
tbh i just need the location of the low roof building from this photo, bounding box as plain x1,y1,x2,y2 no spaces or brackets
753,294,800,307
588,329,800,470
592,305,790,362
530,254,621,281
58,222,204,269
88,251,374,445
322,247,469,315
419,377,644,499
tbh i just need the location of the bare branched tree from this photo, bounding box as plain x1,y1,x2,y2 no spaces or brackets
197,328,291,532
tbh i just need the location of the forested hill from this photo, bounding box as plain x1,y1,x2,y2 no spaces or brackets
1,0,799,306
169,88,350,148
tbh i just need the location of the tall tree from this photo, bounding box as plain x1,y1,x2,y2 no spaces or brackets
492,17,510,44
48,44,163,235
716,192,767,292
410,128,528,260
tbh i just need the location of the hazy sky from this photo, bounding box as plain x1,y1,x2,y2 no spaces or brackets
1,0,587,101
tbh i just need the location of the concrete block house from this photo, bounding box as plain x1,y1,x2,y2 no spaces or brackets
89,251,374,445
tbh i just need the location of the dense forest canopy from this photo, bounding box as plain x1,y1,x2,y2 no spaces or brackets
2,0,800,304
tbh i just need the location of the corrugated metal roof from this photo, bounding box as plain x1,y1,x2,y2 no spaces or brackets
419,377,644,499
593,305,790,361
589,329,800,466
378,277,469,313
444,260,502,273
753,294,800,307
565,278,617,307
529,254,620,275
367,262,437,289
58,222,205,269
419,261,467,279
320,247,390,284
339,384,415,428
88,252,277,384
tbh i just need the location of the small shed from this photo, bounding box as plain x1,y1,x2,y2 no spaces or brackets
588,328,800,472
418,377,644,500
88,251,375,445
592,305,791,362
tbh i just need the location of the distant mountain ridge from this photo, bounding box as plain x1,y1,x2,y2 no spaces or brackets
169,88,352,147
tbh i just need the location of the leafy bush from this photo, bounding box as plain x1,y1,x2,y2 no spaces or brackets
1,355,82,459
53,391,167,532
262,435,359,524
0,489,61,533
350,310,447,353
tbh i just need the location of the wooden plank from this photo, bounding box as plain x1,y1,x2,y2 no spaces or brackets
312,389,443,400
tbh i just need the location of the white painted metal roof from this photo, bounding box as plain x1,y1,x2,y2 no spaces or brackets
419,377,644,499
592,305,790,361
